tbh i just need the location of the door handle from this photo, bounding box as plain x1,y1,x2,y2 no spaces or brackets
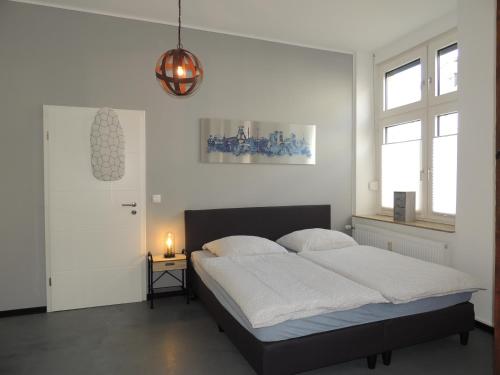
122,202,137,207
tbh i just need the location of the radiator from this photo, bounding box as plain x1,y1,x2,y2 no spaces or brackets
352,224,451,266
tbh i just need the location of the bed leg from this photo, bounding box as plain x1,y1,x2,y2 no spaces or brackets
217,324,224,333
460,331,469,346
382,351,392,366
366,354,377,369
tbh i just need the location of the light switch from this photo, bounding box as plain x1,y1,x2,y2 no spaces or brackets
152,194,162,204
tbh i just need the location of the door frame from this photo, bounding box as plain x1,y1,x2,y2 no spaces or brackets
43,105,147,312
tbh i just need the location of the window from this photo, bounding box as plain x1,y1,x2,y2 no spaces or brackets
381,120,422,209
376,31,458,223
385,60,422,110
431,111,458,215
437,43,458,96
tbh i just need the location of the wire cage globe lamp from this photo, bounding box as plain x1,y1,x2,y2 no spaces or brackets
155,0,204,97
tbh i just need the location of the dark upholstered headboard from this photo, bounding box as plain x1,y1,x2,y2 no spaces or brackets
184,205,331,255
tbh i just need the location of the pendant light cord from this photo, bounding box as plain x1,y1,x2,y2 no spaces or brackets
177,0,183,49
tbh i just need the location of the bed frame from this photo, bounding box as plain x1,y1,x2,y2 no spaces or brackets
184,205,474,375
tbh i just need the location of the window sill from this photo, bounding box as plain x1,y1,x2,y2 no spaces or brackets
352,214,455,233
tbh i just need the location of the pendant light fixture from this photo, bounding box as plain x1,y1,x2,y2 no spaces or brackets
155,0,204,97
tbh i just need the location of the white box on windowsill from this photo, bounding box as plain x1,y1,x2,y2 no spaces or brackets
394,191,416,222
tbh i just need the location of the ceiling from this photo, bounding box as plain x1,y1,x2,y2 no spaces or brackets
12,0,457,52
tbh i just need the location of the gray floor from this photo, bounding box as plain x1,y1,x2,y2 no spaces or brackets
0,296,493,375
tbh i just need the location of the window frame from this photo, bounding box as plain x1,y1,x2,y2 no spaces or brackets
376,45,427,119
428,31,458,106
426,102,458,224
377,109,427,217
375,30,458,224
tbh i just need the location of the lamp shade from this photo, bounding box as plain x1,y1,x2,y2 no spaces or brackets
164,232,175,258
155,48,203,97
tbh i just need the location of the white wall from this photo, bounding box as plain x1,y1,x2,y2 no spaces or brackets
454,0,496,326
0,2,354,311
355,1,496,325
354,51,377,215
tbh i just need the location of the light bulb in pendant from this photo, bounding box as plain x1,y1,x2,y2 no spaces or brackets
176,65,185,77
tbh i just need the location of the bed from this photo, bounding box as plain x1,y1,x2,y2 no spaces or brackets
184,205,475,375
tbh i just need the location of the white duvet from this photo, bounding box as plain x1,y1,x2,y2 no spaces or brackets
199,253,387,328
300,246,482,304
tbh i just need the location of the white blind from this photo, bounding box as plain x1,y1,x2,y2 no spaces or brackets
381,120,422,209
432,112,458,215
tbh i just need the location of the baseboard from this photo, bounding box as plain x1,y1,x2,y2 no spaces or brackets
475,320,494,334
0,306,47,318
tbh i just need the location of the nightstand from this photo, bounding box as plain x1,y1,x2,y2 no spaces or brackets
147,251,189,308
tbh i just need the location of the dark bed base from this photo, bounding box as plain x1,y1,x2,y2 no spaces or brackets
191,269,385,375
382,298,474,352
184,205,475,375
191,268,474,375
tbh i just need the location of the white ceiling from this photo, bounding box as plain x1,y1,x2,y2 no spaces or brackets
12,0,457,52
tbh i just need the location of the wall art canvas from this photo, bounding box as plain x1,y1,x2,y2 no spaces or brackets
200,118,316,165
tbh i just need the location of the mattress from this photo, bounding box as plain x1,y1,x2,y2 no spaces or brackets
191,250,472,342
299,246,481,304
197,251,387,328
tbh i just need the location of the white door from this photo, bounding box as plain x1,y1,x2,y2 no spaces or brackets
43,105,146,312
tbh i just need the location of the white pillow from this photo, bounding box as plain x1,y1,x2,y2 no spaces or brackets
202,235,288,257
276,228,358,252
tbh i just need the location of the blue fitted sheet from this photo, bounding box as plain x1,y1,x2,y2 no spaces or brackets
191,250,471,342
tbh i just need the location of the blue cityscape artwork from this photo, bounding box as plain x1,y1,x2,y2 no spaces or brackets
201,119,316,165
207,125,312,157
